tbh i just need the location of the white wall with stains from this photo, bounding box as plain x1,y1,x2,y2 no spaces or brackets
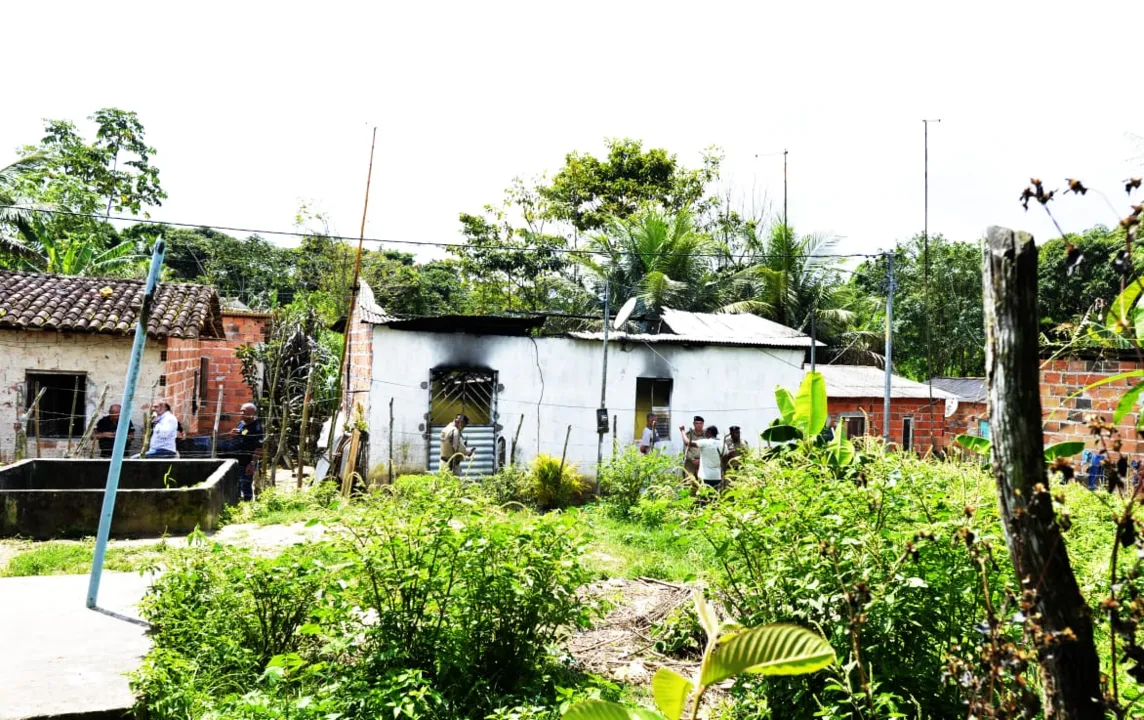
367,326,806,477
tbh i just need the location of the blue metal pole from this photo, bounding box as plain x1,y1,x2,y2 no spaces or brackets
86,240,166,608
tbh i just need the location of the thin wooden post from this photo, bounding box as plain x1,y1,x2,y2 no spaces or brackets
210,386,224,458
341,428,361,497
66,376,80,455
73,386,108,458
510,414,524,468
34,382,41,458
984,226,1102,719
612,414,618,456
297,373,315,488
17,387,46,462
557,424,572,477
387,397,394,484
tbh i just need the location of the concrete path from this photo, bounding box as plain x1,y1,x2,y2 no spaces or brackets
0,572,151,720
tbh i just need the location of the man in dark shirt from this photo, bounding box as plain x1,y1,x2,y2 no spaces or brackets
220,402,265,501
94,404,136,458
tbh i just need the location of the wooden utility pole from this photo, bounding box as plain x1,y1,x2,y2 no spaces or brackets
984,226,1102,719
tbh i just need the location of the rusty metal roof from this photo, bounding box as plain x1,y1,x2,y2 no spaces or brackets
816,364,955,400
570,308,818,348
0,270,224,339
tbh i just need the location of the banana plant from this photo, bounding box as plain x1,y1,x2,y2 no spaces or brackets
762,371,828,445
562,590,835,720
955,435,1085,463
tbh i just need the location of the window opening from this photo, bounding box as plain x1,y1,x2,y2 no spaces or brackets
26,372,87,438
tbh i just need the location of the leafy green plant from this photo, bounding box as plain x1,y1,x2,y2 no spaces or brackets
761,371,829,446
562,590,834,720
526,453,591,510
955,434,1084,462
599,447,685,519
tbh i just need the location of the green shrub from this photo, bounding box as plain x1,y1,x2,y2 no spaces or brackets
524,453,590,510
222,481,342,525
698,452,1007,719
481,464,533,506
598,446,684,519
132,475,594,719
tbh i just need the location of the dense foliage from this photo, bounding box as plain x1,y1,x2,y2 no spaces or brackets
132,475,595,719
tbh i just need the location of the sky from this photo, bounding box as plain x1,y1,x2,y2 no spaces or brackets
2,0,1142,261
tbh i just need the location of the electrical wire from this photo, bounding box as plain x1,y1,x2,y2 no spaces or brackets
0,204,883,262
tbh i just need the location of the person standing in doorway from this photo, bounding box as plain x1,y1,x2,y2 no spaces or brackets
722,425,748,476
94,404,135,458
639,412,658,454
683,416,704,479
440,414,474,474
146,401,179,458
219,403,265,502
681,424,723,491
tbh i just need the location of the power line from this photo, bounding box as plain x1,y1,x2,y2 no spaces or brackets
0,204,883,262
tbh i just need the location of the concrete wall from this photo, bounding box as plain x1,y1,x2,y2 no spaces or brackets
827,397,948,452
0,330,165,460
0,458,239,538
367,327,806,477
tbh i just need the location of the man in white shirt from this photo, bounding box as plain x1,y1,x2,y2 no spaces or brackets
680,423,724,490
146,401,179,458
638,412,658,454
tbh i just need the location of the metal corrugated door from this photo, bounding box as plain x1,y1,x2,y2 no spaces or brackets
428,425,497,476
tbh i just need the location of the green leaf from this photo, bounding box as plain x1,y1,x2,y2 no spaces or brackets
761,424,801,443
701,623,835,685
562,700,665,720
775,386,796,424
1043,441,1085,462
794,371,828,438
825,423,855,467
693,588,719,638
955,434,991,456
1107,278,1144,333
651,668,693,720
1114,383,1144,425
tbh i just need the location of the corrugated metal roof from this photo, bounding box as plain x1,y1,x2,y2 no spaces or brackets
816,364,955,400
569,308,819,348
928,377,987,403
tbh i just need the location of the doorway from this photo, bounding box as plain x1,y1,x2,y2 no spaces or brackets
427,368,498,475
634,378,673,441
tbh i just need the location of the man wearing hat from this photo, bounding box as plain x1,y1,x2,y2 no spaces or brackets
723,425,749,476
683,416,704,479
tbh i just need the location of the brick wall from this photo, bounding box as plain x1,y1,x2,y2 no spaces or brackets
163,337,201,431
345,291,373,424
191,312,269,436
946,401,988,438
0,329,165,459
1041,356,1144,453
827,397,948,452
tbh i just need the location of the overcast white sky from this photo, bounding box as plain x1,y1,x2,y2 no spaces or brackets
3,1,1141,260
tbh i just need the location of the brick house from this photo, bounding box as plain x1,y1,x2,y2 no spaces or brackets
0,270,266,459
929,377,988,439
1040,352,1144,454
815,364,953,453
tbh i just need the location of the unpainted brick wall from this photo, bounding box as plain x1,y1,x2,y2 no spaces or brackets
346,294,373,424
1040,357,1143,454
191,313,270,436
946,401,988,437
827,397,948,452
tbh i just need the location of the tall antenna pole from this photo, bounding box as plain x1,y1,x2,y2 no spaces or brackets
596,279,610,492
883,251,894,443
922,119,940,451
783,149,788,232
333,127,378,430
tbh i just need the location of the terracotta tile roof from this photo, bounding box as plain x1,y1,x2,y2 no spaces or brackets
0,270,225,339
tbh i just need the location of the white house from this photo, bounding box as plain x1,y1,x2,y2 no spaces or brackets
361,305,816,478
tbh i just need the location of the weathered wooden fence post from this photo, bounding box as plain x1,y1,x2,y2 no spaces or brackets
984,226,1102,719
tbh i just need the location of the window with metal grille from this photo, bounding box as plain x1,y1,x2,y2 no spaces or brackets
634,378,673,441
25,372,87,438
429,368,496,425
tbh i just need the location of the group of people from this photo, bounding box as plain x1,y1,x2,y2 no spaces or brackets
639,413,748,490
93,401,265,501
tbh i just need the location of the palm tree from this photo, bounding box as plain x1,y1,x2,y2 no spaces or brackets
580,209,722,324
719,222,854,338
0,152,48,265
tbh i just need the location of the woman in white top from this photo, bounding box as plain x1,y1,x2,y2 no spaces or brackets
680,423,723,490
